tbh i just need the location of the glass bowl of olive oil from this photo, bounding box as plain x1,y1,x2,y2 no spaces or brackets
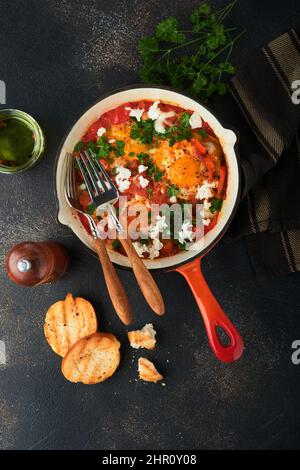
0,109,45,174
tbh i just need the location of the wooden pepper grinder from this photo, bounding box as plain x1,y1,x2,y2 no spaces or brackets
6,241,70,286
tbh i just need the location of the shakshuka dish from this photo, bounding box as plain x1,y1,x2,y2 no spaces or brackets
73,99,227,260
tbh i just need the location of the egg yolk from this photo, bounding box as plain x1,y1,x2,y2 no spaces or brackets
167,155,205,187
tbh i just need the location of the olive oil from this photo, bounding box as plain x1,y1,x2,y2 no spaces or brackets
0,117,34,165
0,109,45,174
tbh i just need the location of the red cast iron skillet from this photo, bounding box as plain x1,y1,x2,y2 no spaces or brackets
55,85,244,363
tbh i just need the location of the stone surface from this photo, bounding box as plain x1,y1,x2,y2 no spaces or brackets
0,0,300,450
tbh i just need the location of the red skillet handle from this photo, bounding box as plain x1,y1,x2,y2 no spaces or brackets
176,258,244,362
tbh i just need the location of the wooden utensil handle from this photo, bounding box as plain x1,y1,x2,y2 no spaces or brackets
93,238,132,325
118,236,165,316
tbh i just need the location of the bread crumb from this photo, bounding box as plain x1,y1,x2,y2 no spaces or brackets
138,357,163,383
128,324,156,350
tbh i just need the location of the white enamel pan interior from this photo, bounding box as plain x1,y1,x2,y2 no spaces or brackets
56,87,240,270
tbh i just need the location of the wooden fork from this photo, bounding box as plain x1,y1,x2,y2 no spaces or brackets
76,150,165,316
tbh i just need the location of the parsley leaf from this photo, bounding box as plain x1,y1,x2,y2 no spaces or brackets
210,198,223,213
198,129,208,139
73,141,85,152
115,140,125,157
156,17,186,44
112,239,121,250
167,185,179,198
130,118,155,145
86,203,96,215
138,1,243,103
147,187,153,198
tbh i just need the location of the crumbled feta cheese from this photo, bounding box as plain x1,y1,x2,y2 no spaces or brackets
147,101,175,133
138,175,150,188
133,239,163,259
148,100,161,120
149,215,168,239
138,164,148,173
115,166,131,192
189,112,202,129
200,199,213,220
97,127,106,137
154,111,175,134
108,138,116,143
148,238,163,259
169,196,177,203
125,107,144,121
133,241,149,258
117,179,131,192
202,219,211,226
116,166,131,180
196,180,217,200
204,199,211,211
79,183,86,190
178,221,195,245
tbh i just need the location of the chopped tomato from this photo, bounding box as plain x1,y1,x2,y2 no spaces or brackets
202,121,215,137
78,190,91,212
79,213,92,236
217,165,227,198
127,100,152,112
124,179,149,200
204,214,218,235
159,102,188,114
191,137,206,155
82,119,103,143
160,239,178,256
151,183,169,205
100,105,131,127
82,105,132,142
203,155,215,182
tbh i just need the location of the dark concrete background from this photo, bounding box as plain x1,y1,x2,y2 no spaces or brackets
0,0,300,450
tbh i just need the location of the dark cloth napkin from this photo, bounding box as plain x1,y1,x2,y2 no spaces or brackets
212,27,300,280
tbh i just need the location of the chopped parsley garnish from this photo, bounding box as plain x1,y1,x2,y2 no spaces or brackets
198,129,208,139
129,151,135,157
115,140,125,157
86,203,96,215
138,1,243,103
167,184,180,198
157,111,192,147
147,187,153,198
97,137,113,159
210,198,223,213
149,166,164,181
112,239,121,250
137,153,165,182
73,141,85,152
130,118,155,145
137,152,150,164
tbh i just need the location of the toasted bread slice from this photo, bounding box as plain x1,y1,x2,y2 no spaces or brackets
128,323,156,350
62,332,121,384
138,357,163,383
44,293,98,357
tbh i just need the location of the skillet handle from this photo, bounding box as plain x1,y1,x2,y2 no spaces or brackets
176,258,244,362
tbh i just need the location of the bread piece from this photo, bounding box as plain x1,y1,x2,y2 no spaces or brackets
62,332,121,384
138,357,163,383
44,293,98,357
128,323,156,350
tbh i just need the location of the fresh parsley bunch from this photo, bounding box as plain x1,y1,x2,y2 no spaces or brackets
138,1,243,102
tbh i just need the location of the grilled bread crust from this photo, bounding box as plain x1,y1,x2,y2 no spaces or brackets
138,357,163,383
44,293,98,357
128,324,156,350
61,332,121,384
